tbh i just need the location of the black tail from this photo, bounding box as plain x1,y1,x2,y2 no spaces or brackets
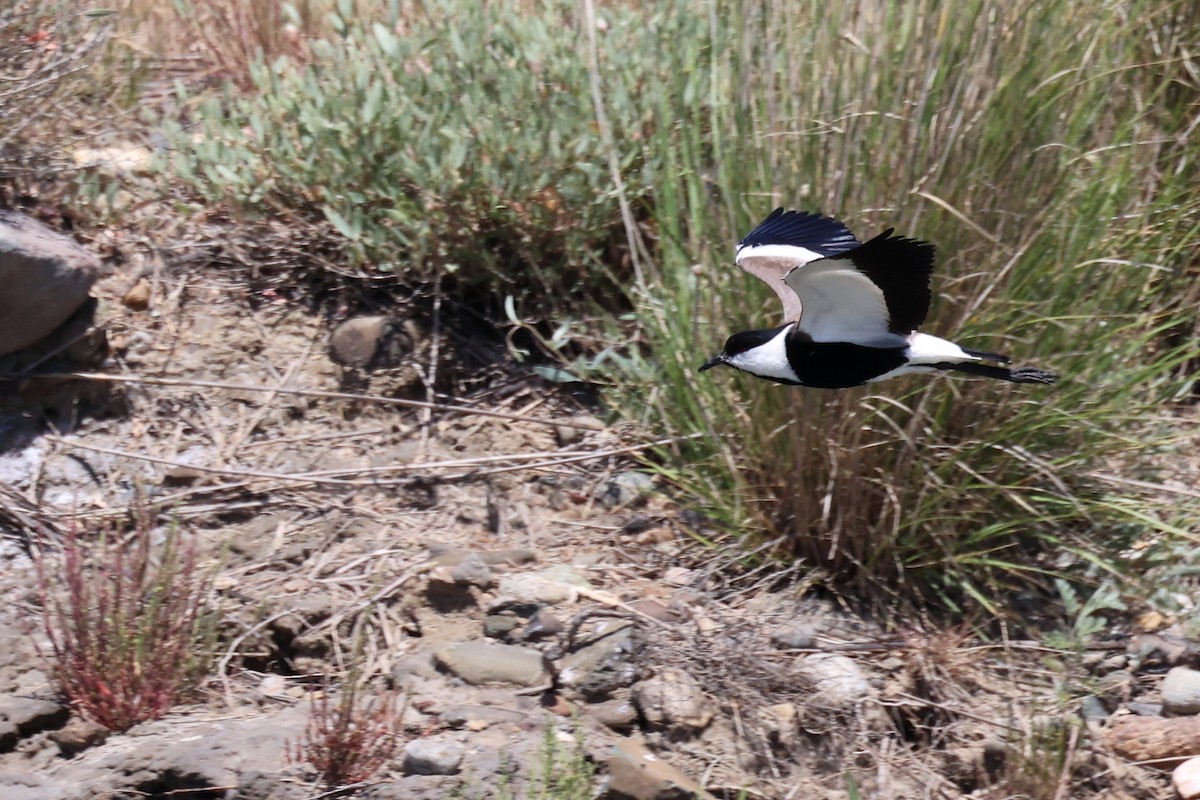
936,361,1059,384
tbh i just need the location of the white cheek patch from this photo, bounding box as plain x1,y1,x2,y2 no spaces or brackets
728,328,799,383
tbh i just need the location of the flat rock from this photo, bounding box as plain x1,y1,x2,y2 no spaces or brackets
792,653,872,709
631,668,713,734
434,640,548,686
403,737,465,776
0,211,103,357
497,566,592,606
429,546,538,568
606,738,714,800
1162,666,1200,715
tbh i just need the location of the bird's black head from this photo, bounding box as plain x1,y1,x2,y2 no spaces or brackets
699,328,786,372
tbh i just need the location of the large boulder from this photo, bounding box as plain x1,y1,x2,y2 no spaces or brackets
0,212,103,357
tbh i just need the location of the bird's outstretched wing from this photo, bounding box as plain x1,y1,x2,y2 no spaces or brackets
783,228,935,345
735,208,861,322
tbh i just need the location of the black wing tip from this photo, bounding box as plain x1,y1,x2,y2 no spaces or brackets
867,227,936,257
739,207,861,255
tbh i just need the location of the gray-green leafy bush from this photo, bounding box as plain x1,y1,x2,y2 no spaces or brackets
164,0,664,301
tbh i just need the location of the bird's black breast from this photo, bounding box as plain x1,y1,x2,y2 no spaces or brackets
785,337,908,389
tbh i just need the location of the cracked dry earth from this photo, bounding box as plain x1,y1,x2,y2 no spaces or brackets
0,260,1180,800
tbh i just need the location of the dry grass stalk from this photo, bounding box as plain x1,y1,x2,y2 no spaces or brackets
286,678,406,788
33,509,215,731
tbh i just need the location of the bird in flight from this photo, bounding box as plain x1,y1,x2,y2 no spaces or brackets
699,208,1058,389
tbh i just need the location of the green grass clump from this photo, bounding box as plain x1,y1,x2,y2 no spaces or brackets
163,0,667,304
633,0,1200,609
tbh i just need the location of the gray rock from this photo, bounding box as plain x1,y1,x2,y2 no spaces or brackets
554,415,603,447
1097,654,1129,675
1163,666,1200,715
450,553,494,587
560,620,641,701
521,608,565,640
1128,701,1164,717
631,668,713,735
1080,695,1110,720
497,566,592,606
791,653,872,709
770,622,817,649
606,737,714,800
596,471,656,508
483,615,520,639
402,737,465,776
0,211,103,357
589,696,638,733
328,316,419,370
434,640,548,686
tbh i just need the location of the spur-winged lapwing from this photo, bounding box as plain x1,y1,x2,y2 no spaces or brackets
699,208,1059,389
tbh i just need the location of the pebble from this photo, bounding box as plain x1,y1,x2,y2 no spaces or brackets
450,553,494,588
791,653,871,709
483,615,520,639
596,471,656,507
662,566,693,587
1175,756,1200,799
632,668,713,734
589,697,638,733
554,415,603,447
1080,695,1109,720
258,675,288,697
1162,667,1200,715
771,622,818,650
625,598,686,624
434,640,548,687
761,702,799,745
521,608,565,640
1096,654,1128,675
402,737,465,776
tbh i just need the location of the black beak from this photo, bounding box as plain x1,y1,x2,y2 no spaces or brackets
699,353,727,372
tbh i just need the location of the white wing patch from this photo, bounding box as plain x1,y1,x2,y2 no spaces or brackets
735,243,827,265
784,257,905,346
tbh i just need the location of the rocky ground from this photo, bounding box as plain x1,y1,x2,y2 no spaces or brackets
0,214,1197,800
